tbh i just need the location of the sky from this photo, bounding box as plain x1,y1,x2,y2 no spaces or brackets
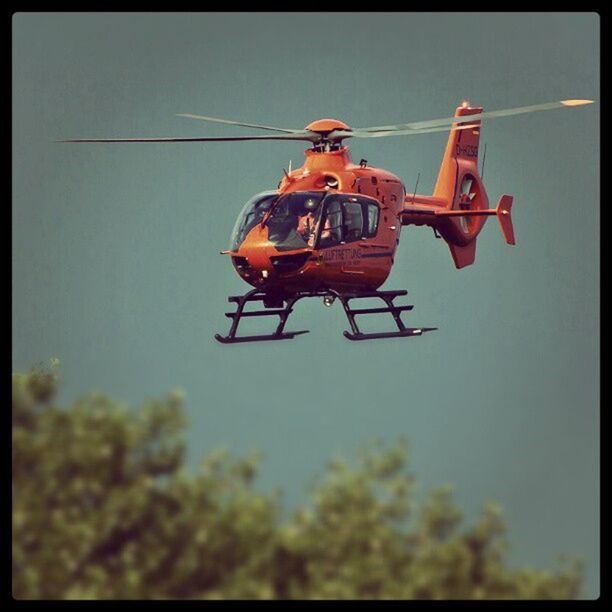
12,12,599,597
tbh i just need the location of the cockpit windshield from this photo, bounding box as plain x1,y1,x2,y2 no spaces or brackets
230,190,325,252
229,191,277,251
265,191,325,251
230,190,380,252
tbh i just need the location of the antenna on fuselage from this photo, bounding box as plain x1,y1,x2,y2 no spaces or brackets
411,172,420,204
481,143,487,180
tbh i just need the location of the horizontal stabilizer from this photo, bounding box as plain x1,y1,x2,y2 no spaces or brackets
433,194,515,246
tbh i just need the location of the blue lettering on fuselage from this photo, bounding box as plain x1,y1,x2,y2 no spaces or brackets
321,247,362,264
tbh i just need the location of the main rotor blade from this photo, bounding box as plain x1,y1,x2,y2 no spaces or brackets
354,99,595,133
176,113,308,135
58,134,317,143
341,122,480,139
61,123,481,145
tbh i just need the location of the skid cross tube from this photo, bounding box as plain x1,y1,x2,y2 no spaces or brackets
335,290,437,341
214,289,310,344
214,288,436,343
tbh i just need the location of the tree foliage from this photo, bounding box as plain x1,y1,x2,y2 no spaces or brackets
12,362,583,600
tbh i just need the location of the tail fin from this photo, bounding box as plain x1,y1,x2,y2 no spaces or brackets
433,103,484,204
447,242,477,269
433,102,489,269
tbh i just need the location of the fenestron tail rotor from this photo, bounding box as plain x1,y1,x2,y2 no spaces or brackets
458,176,477,232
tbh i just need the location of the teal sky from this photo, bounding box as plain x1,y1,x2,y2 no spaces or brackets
12,12,599,597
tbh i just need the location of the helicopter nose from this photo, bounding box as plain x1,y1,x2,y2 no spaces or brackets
236,225,312,283
242,247,273,276
236,226,274,279
235,245,277,285
239,246,312,282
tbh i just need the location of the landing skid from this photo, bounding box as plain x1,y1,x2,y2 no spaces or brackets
343,328,437,341
214,288,437,344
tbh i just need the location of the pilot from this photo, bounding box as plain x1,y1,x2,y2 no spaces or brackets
298,197,320,243
319,217,332,243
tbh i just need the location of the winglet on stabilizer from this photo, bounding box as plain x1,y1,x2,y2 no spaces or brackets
496,195,515,245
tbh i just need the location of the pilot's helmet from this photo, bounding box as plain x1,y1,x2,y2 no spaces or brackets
304,197,319,212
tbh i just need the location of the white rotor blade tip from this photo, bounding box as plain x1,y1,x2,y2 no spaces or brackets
560,99,594,106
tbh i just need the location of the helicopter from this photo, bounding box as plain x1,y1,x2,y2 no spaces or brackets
61,98,594,342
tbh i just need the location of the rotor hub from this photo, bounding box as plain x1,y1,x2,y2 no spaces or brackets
304,118,351,133
304,119,352,151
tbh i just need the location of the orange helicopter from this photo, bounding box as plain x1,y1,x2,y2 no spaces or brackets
61,99,594,342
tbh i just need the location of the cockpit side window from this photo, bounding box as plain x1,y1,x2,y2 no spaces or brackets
318,200,343,248
316,195,379,248
343,201,364,242
365,202,379,237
